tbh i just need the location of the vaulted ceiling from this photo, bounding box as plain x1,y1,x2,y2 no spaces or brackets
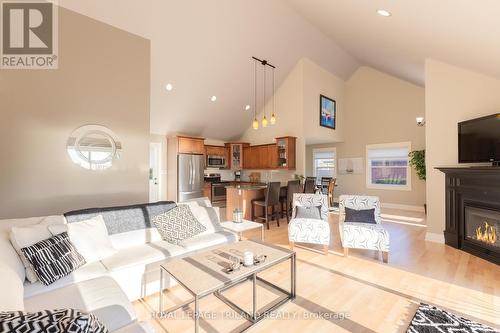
58,0,500,140
58,0,359,140
288,0,500,85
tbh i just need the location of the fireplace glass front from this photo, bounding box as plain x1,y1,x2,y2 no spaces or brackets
464,206,500,250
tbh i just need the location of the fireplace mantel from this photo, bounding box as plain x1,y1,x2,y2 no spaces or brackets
437,166,500,264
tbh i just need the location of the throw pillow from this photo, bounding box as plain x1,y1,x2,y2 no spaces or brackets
295,205,322,219
153,204,207,245
0,308,108,333
9,216,65,283
344,207,377,224
48,215,117,263
21,232,86,285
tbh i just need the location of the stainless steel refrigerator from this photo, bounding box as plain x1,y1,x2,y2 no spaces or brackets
177,154,204,202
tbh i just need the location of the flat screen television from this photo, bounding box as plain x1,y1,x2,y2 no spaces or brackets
458,113,500,164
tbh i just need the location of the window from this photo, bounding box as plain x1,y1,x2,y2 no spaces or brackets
366,142,411,190
313,148,336,183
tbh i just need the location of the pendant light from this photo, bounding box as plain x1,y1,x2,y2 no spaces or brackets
252,59,259,130
251,56,277,130
262,64,268,127
270,66,276,125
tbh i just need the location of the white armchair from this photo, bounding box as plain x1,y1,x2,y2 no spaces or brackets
288,194,330,255
339,195,390,263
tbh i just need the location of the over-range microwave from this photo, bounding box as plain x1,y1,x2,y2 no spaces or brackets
207,155,226,168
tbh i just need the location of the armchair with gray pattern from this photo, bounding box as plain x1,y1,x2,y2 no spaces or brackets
339,195,390,263
288,193,330,255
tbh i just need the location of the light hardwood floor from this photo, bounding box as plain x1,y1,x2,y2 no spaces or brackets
134,208,500,333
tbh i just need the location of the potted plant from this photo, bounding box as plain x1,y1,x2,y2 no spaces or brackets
294,174,305,183
408,149,426,213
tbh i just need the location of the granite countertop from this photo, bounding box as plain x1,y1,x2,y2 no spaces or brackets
225,184,267,190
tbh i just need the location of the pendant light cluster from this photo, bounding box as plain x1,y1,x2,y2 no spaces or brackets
252,56,277,130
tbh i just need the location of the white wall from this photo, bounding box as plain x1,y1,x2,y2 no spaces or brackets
425,59,500,236
0,7,150,218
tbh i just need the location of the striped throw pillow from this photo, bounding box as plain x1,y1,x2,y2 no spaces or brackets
0,308,108,333
21,232,86,285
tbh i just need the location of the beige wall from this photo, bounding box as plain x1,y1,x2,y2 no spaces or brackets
425,59,500,236
306,67,426,207
0,7,150,219
302,58,345,145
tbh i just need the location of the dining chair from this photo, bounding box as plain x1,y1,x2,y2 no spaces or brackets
320,177,332,195
327,178,337,207
251,182,282,229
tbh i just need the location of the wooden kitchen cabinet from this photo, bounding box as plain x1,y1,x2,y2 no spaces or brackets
276,136,296,169
205,145,229,158
203,182,212,199
177,136,205,155
225,143,249,170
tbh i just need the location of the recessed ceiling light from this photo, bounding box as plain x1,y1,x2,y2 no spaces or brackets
377,9,391,17
245,105,251,110
210,96,217,102
165,83,173,91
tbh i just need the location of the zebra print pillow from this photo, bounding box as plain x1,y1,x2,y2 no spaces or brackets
0,309,108,333
21,232,86,286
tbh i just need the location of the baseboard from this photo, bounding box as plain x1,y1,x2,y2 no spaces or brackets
333,198,425,213
425,232,445,244
380,202,425,213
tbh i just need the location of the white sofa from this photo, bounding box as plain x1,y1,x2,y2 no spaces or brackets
0,198,238,332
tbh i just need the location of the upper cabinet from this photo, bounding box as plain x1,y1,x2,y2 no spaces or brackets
276,136,296,169
177,136,205,155
242,140,290,170
205,145,228,158
225,143,249,170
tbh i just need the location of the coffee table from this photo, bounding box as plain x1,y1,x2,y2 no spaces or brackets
159,240,296,332
220,220,264,240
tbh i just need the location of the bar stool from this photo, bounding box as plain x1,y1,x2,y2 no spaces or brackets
280,180,301,222
304,177,316,194
251,182,281,229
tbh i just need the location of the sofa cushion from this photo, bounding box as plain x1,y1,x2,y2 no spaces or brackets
49,215,117,263
24,261,108,299
153,205,206,245
182,201,222,235
0,262,24,311
109,228,162,250
64,201,176,235
101,242,185,272
179,231,238,252
113,322,155,333
0,309,108,333
24,276,135,332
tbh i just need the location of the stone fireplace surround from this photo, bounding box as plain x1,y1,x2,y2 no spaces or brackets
437,167,500,265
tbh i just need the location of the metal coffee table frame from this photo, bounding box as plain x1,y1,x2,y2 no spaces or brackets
159,252,296,333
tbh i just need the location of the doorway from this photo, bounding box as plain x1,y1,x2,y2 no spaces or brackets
149,142,162,202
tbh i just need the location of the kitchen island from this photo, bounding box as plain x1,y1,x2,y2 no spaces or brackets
225,184,267,221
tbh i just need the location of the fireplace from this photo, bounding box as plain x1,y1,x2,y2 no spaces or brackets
464,206,500,253
437,167,500,264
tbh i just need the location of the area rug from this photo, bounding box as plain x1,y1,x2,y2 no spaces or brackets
407,303,499,333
